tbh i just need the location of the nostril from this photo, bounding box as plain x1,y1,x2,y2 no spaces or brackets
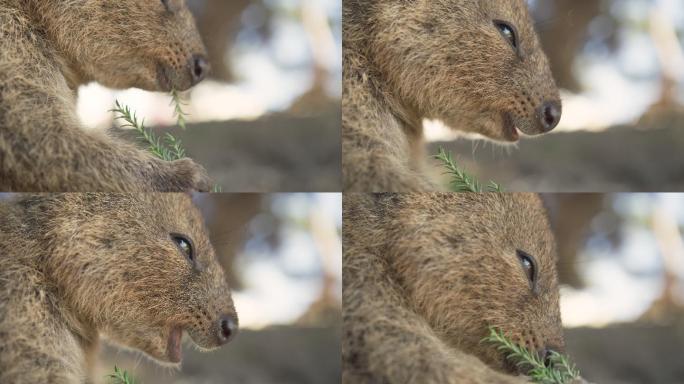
218,315,238,344
544,351,552,368
190,54,209,84
538,347,557,368
540,101,561,132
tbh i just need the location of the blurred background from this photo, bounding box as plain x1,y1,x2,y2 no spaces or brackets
430,0,684,192
81,0,341,192
96,193,342,383
543,194,684,384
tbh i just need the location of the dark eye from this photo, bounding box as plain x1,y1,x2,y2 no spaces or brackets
171,234,194,262
516,250,537,290
160,0,171,11
494,21,518,51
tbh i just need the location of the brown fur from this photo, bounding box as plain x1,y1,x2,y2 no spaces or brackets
0,0,212,192
343,193,563,383
0,193,238,383
342,0,561,191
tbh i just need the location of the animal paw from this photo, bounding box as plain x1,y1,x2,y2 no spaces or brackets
160,158,212,192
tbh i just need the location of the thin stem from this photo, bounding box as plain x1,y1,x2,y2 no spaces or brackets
106,366,137,384
483,328,580,384
111,100,185,161
434,148,505,192
170,89,188,130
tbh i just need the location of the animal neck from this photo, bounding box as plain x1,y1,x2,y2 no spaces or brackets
376,76,423,138
20,0,90,90
42,265,100,380
54,53,90,91
53,293,99,382
344,0,425,136
345,45,424,139
393,105,424,144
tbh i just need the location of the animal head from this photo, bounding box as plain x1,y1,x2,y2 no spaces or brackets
352,0,561,142
31,0,208,91
44,193,237,365
372,193,563,373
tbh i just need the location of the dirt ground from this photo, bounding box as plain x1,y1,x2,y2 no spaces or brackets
429,118,684,192
565,322,684,384
126,104,341,192
96,324,341,384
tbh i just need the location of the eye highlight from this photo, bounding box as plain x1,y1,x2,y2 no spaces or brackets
494,20,518,52
171,234,194,262
516,250,537,291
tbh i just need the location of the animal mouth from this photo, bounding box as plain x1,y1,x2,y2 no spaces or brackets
166,325,183,363
502,112,519,142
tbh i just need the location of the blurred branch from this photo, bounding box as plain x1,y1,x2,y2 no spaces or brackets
298,199,341,326
302,0,336,86
640,5,684,125
289,0,339,115
642,199,684,323
650,7,684,107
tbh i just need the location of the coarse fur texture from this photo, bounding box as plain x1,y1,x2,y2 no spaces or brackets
0,0,212,192
342,193,564,383
0,193,238,383
342,0,562,191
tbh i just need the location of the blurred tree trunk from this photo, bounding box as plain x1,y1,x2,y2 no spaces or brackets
535,0,602,92
544,194,604,288
199,194,266,290
194,0,252,82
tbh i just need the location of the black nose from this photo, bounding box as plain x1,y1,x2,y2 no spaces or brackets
190,54,209,85
539,101,561,132
218,314,238,344
538,347,559,368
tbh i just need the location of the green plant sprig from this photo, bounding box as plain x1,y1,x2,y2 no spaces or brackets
111,101,185,161
107,365,137,384
112,94,223,192
170,89,188,130
483,328,580,384
434,148,504,192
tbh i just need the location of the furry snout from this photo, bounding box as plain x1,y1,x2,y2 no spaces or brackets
510,97,562,137
186,302,239,349
156,52,209,92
